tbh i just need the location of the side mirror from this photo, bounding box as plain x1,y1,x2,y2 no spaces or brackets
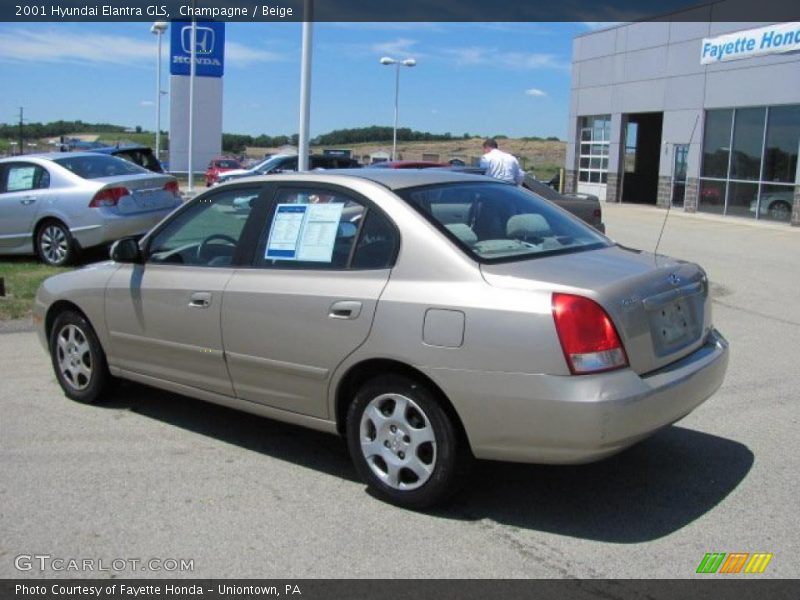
110,237,143,263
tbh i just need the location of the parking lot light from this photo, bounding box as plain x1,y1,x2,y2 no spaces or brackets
380,56,416,161
150,22,169,166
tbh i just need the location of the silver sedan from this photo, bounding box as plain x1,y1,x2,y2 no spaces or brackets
34,170,729,508
0,152,182,265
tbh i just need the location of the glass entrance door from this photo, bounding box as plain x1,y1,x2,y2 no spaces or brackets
672,144,689,207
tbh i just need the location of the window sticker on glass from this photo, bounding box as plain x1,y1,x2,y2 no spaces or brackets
266,203,345,262
7,167,36,192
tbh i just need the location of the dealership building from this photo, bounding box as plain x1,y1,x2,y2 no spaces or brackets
565,9,800,226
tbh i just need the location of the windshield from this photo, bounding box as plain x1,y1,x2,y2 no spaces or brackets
53,155,149,179
397,182,610,262
254,155,295,173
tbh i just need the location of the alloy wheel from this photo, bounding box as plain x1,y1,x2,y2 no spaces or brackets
55,324,93,391
359,393,437,490
40,224,69,265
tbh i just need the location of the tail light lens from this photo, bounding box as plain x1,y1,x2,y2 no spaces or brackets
164,180,180,197
552,293,628,375
593,208,602,219
89,186,130,208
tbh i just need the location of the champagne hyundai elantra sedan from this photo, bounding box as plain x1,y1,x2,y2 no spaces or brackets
34,170,729,508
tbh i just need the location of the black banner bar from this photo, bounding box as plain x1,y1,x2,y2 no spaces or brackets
2,580,800,600
2,0,799,23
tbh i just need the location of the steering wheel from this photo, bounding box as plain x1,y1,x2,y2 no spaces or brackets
196,234,237,263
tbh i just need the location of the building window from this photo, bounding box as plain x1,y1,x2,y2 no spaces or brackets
578,115,610,184
699,105,799,222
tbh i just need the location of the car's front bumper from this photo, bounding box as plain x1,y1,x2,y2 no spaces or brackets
421,329,729,464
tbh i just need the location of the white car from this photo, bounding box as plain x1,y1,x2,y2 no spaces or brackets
0,153,182,265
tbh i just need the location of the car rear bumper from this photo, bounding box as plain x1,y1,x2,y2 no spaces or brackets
70,207,176,250
420,329,729,464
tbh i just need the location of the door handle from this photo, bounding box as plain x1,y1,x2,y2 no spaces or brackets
188,291,212,308
20,197,37,205
328,300,362,320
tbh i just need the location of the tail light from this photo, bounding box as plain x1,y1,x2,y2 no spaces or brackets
89,186,130,207
164,180,180,197
552,293,628,375
593,208,602,219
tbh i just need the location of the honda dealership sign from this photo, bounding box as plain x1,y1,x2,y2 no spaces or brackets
701,22,800,64
170,20,225,77
169,20,226,173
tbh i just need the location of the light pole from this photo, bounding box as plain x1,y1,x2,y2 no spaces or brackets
150,21,168,166
380,56,416,161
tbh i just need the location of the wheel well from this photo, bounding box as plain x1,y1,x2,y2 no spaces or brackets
34,216,66,238
45,300,87,341
334,358,472,451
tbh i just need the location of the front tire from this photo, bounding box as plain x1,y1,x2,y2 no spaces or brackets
49,310,110,404
37,220,76,266
346,374,468,509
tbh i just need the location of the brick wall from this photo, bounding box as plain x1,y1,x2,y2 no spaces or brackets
684,177,699,213
605,172,620,203
656,176,672,209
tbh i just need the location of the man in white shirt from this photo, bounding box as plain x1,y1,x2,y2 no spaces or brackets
479,138,525,185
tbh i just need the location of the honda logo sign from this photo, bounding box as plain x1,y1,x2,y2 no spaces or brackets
170,21,225,78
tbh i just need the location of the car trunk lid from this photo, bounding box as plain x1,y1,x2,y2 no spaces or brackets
480,245,712,375
92,174,179,214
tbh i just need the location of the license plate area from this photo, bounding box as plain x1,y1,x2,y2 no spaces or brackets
648,296,702,356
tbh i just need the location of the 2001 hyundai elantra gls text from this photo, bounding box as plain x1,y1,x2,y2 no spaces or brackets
34,170,729,508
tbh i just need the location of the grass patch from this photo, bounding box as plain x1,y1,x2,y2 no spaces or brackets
0,259,69,321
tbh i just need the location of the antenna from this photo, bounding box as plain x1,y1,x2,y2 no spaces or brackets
654,114,699,265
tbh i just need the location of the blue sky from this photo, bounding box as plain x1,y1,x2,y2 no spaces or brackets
0,22,600,139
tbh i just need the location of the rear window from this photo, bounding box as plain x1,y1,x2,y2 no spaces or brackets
397,182,609,263
53,155,148,179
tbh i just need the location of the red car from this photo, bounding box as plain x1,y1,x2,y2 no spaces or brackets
205,157,242,186
367,160,448,169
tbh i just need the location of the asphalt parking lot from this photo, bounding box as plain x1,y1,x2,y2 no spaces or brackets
1,204,798,579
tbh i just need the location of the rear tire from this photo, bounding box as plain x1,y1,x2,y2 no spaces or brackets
49,310,110,404
37,220,76,266
346,374,469,509
767,200,791,222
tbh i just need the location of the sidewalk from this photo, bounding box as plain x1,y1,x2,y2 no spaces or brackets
603,202,798,233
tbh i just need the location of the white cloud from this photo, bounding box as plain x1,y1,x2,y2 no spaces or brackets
225,41,285,65
139,100,155,107
442,47,568,71
0,28,283,67
370,38,421,56
0,29,153,64
525,88,547,97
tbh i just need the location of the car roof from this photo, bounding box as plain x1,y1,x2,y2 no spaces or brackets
91,145,152,154
229,168,498,191
368,160,447,168
0,151,125,162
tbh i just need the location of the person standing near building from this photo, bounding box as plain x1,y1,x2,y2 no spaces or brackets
479,138,525,185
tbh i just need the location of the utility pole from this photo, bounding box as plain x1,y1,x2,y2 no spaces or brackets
18,107,24,156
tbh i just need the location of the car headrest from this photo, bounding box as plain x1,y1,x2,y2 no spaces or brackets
445,223,478,245
507,214,550,239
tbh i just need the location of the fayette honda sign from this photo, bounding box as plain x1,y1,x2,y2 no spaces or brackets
170,20,225,77
701,22,800,64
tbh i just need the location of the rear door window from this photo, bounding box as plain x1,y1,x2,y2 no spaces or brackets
1,163,50,192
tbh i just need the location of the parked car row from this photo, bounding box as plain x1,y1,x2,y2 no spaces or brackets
34,169,728,508
212,154,362,186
